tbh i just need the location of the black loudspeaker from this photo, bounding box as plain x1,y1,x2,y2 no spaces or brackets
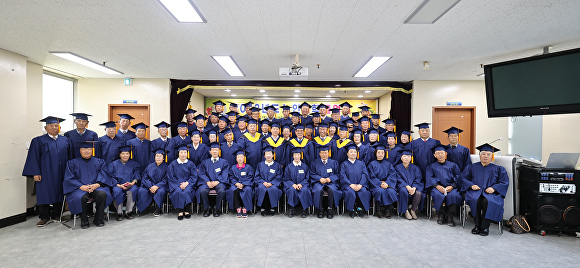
522,194,580,232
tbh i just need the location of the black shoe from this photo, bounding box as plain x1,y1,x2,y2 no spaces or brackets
178,213,184,220
288,208,295,218
116,214,123,221
437,214,445,225
447,216,456,227
268,209,275,216
375,207,384,218
184,212,191,219
81,222,90,229
261,210,267,217
317,210,324,218
153,209,161,217
96,221,105,227
471,226,480,234
203,209,212,217
385,209,391,219
349,211,356,218
356,207,364,218
213,209,221,217
480,229,489,236
301,210,308,218
125,212,134,220
327,209,334,219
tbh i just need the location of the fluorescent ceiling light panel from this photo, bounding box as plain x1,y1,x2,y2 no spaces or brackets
405,0,461,24
354,56,391,78
158,0,205,23
50,52,122,75
212,56,244,77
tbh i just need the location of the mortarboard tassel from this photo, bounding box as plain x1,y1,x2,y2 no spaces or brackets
92,142,95,156
395,137,398,144
130,150,133,159
244,156,246,164
357,151,359,159
377,135,379,142
394,125,396,133
301,152,303,160
145,129,147,138
386,151,388,159
410,136,412,142
458,133,461,142
273,152,276,160
411,155,414,164
165,154,168,163
187,150,190,159
219,149,221,157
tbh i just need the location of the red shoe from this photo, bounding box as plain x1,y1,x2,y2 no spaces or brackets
236,208,242,218
242,208,248,218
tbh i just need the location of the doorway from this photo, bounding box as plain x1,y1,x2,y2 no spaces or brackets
432,106,476,153
108,104,151,140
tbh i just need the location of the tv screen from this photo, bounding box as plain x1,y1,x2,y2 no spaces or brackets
484,47,580,117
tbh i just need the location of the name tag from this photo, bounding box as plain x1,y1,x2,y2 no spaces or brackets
215,168,221,173
326,168,333,173
269,169,275,174
298,170,304,174
241,172,246,176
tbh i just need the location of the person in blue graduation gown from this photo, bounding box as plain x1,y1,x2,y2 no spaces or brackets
397,129,413,151
215,116,230,142
63,141,113,228
371,114,385,134
227,149,254,218
310,145,342,219
106,145,141,220
151,121,171,152
219,128,240,167
339,102,352,121
98,121,125,165
443,126,472,175
263,121,287,167
126,122,153,173
284,147,313,218
166,122,190,163
461,143,509,236
188,129,210,166
136,148,169,216
197,142,230,217
259,119,271,139
409,123,441,187
330,124,353,165
254,145,283,216
64,113,99,159
23,116,73,226
233,116,248,142
167,144,196,220
116,113,136,142
299,102,313,126
368,144,399,219
278,105,293,127
383,131,402,165
287,123,314,164
317,103,332,125
311,123,333,159
340,144,371,218
184,108,197,135
396,149,424,220
238,118,263,170
351,128,372,166
427,145,462,226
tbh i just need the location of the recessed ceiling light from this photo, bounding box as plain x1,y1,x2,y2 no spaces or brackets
357,95,364,98
158,0,205,23
294,94,299,97
335,84,341,87
224,89,231,92
365,90,372,93
294,90,301,93
326,95,332,98
404,0,461,24
263,94,268,97
212,56,244,76
259,89,266,93
354,56,391,77
50,52,123,74
231,94,237,97
329,90,336,93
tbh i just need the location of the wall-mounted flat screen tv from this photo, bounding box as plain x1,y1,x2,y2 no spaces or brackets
484,47,580,117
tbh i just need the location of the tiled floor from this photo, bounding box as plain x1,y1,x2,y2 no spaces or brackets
1,210,579,268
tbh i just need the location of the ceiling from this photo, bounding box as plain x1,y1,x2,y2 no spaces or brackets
2,0,580,92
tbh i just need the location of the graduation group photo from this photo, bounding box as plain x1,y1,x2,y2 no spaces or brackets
2,1,580,267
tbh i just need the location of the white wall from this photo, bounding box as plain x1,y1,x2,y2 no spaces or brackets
378,91,392,121
0,49,28,219
25,62,44,209
542,113,580,166
189,90,205,117
76,78,171,140
411,80,509,153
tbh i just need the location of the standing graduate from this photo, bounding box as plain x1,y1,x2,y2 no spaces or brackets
219,128,240,167
371,114,385,134
287,124,314,164
461,143,509,236
351,128,372,165
409,123,441,183
351,112,360,127
263,105,278,124
167,144,196,220
383,131,402,165
238,118,263,170
216,115,230,141
310,145,341,219
330,108,342,124
227,149,254,218
397,129,413,150
23,116,73,227
98,121,124,165
254,145,283,216
136,148,168,216
284,147,313,218
229,102,239,113
259,118,272,139
151,121,171,152
395,149,424,220
368,144,399,219
106,145,141,221
233,116,248,141
193,114,207,136
263,121,286,167
444,126,472,174
312,122,333,159
330,124,352,165
299,102,313,126
248,107,261,122
184,108,197,134
382,118,396,133
427,145,462,226
339,102,352,121
328,121,339,140
242,101,254,117
166,122,190,163
206,129,219,144
226,111,239,130
116,114,136,142
126,122,153,173
63,141,113,229
318,103,331,124
188,129,210,166
340,144,371,218
65,113,99,159
197,142,230,217
278,105,293,127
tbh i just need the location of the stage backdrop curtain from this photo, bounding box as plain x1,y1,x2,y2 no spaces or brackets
389,90,412,131
170,79,194,137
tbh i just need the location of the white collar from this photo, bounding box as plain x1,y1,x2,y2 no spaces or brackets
321,158,328,164
177,158,188,164
348,158,356,164
211,157,220,162
48,134,58,140
76,129,86,135
180,135,187,140
192,143,200,150
161,137,167,142
293,161,302,167
265,160,274,166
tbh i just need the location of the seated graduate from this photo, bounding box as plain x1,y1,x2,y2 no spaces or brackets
136,147,169,217
368,144,399,219
461,143,509,236
383,131,402,165
197,142,229,217
395,149,423,220
227,149,254,218
63,141,113,229
167,144,197,220
283,147,313,218
106,145,141,221
254,145,283,216
310,145,342,219
340,143,371,218
188,129,210,167
427,145,462,227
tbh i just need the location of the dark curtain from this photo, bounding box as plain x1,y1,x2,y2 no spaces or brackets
170,79,194,137
390,90,412,131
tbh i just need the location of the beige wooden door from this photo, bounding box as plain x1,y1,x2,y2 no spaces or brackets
432,106,475,153
108,104,151,140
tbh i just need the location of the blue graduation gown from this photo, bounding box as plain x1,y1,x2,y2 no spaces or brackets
427,161,462,210
166,135,190,163
64,129,99,159
283,163,313,209
368,160,399,206
219,141,241,167
385,145,402,165
278,117,293,127
461,162,509,222
300,115,313,126
395,163,424,213
117,129,136,142
167,160,197,209
151,137,171,152
287,138,314,164
340,160,371,211
320,116,332,124
22,134,73,205
98,135,124,165
309,158,342,209
330,139,352,166
106,159,141,204
136,162,168,212
188,143,210,166
227,164,255,209
187,123,197,135
254,161,283,207
232,129,247,142
63,157,113,215
195,158,229,206
238,132,263,170
263,136,287,166
446,144,472,173
357,143,372,166
126,138,153,173
410,138,441,179
311,136,334,161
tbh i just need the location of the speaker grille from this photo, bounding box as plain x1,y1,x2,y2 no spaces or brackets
564,206,580,225
539,205,561,224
